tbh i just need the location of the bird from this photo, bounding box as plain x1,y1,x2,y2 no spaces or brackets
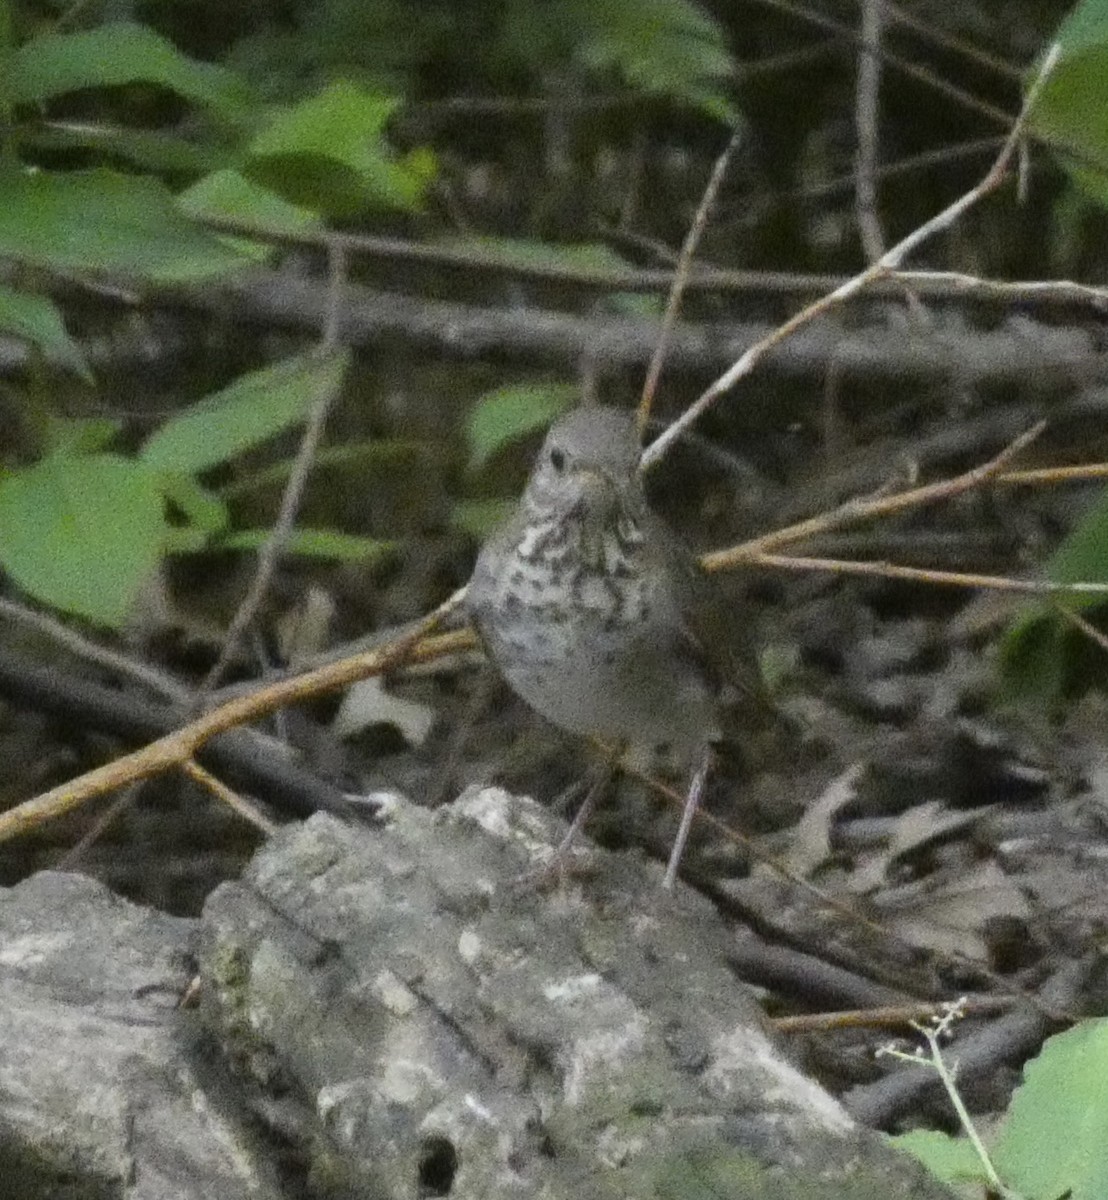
466,405,767,887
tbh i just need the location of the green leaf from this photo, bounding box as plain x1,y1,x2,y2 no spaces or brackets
163,525,210,554
467,383,578,469
179,168,320,233
156,473,229,535
994,1019,1108,1200
215,527,395,562
1029,2,1108,205
0,169,252,282
178,169,321,258
244,81,435,216
888,1129,988,1188
0,285,90,379
11,21,256,126
1042,483,1108,596
140,349,350,474
0,452,167,627
569,0,738,122
997,613,1070,706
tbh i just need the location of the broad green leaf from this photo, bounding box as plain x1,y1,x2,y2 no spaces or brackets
0,169,252,282
11,22,256,126
244,81,435,216
216,528,395,561
994,1019,1108,1200
0,285,90,379
999,615,1070,706
0,452,167,626
889,1129,988,1189
467,383,578,469
1029,3,1108,204
140,349,350,474
178,169,321,249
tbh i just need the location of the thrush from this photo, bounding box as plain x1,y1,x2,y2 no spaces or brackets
466,405,767,886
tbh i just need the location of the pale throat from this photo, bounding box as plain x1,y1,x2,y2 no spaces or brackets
519,483,647,579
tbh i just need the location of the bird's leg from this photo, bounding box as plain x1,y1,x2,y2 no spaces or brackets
509,753,620,891
663,747,714,889
553,756,616,859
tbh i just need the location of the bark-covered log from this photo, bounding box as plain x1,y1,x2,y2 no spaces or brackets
0,871,285,1200
0,788,957,1198
199,789,955,1199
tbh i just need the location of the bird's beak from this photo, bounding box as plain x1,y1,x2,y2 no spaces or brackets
570,466,622,519
573,466,616,493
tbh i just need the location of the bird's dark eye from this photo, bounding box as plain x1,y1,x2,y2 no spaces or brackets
549,447,566,471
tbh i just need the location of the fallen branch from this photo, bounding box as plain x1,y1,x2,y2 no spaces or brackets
0,596,469,845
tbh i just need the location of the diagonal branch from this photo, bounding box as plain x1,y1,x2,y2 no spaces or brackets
0,593,469,846
641,44,1061,471
703,421,1045,569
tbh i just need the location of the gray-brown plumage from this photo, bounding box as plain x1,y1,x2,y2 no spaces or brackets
467,406,767,885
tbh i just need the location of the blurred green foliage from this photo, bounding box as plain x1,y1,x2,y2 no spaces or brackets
1001,0,1108,702
1030,0,1108,205
8,0,1108,642
0,0,740,627
466,382,579,469
0,350,377,626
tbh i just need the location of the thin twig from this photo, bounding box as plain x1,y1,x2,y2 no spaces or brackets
1056,606,1108,656
703,421,1046,568
181,759,278,834
0,597,189,703
892,269,1108,308
855,0,887,263
799,136,1004,203
54,782,145,871
747,0,1014,127
880,1006,1017,1197
773,996,1015,1034
998,463,1108,486
322,241,347,351
881,0,1023,81
742,553,1108,596
637,127,742,433
200,244,348,693
184,213,1108,311
641,44,1061,471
